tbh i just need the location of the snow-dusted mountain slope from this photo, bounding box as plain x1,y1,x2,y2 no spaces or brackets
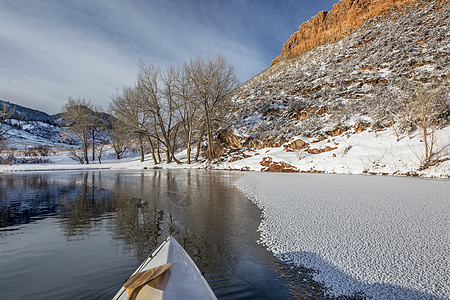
0,100,57,124
228,0,449,144
4,121,72,150
0,100,73,149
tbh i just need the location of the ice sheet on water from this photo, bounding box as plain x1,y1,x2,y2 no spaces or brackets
234,173,449,299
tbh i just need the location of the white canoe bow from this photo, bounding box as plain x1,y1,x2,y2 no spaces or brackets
113,236,217,300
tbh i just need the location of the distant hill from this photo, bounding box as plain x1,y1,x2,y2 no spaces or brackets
0,99,114,149
0,100,57,125
0,99,74,148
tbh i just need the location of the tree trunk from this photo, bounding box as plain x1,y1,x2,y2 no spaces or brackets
390,117,400,142
423,125,429,163
166,149,172,163
157,142,161,163
147,137,158,165
195,127,204,162
83,141,89,164
169,148,181,164
186,143,191,164
92,133,95,163
205,112,214,161
186,125,192,164
168,125,181,164
98,148,102,164
139,134,144,162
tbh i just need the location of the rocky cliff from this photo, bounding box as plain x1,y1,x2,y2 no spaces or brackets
272,0,419,65
217,0,449,177
228,0,449,146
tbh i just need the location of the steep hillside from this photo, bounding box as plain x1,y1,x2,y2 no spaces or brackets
272,0,419,65
228,0,449,147
0,100,73,149
0,100,114,150
0,100,57,124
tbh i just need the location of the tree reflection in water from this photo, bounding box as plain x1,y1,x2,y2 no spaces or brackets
0,171,236,278
108,193,167,259
0,173,71,228
0,171,308,298
58,173,113,241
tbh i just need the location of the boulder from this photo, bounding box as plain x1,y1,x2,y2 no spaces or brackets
260,157,299,173
284,139,309,151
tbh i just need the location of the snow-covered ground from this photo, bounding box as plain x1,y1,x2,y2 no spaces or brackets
3,122,71,150
234,172,450,299
1,126,449,177
218,126,450,178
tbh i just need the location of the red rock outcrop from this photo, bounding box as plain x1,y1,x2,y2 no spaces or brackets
272,0,418,65
283,139,309,151
307,146,338,154
260,157,299,173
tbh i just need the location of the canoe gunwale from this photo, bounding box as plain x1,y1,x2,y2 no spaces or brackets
135,236,171,274
113,236,172,300
112,235,217,300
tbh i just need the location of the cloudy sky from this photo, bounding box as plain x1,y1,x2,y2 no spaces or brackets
0,0,337,114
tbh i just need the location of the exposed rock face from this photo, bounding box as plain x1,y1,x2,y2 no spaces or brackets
230,0,448,145
217,129,242,148
284,139,309,151
260,157,299,173
272,0,418,65
307,146,338,154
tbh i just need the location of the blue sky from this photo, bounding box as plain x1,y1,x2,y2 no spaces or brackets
0,0,337,114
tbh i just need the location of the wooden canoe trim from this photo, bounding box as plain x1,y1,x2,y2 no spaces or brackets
124,262,173,300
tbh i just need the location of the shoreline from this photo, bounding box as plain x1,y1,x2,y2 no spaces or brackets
1,126,449,179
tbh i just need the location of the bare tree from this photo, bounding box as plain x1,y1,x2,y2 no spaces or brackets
174,66,201,164
371,82,410,141
95,142,107,163
184,56,239,160
111,86,150,163
137,61,181,164
60,97,94,164
109,56,238,164
0,104,14,148
408,82,449,169
89,105,108,163
107,115,130,159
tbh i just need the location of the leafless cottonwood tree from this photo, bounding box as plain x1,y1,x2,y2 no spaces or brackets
89,105,108,163
137,61,181,164
110,56,238,164
408,82,449,169
107,115,130,159
0,104,14,148
111,86,150,162
60,97,94,164
174,66,201,164
184,56,239,161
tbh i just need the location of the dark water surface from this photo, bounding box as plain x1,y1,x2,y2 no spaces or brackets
0,170,324,299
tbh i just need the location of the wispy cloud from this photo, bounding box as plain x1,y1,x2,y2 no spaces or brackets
0,0,336,114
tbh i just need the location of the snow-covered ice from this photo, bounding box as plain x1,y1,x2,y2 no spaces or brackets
234,172,449,299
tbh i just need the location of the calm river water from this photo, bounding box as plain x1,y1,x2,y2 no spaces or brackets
0,170,324,299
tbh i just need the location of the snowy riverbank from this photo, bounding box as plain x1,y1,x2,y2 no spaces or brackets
1,125,449,178
234,172,449,299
